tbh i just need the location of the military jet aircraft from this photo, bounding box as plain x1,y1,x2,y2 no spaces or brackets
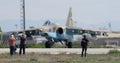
39,7,96,48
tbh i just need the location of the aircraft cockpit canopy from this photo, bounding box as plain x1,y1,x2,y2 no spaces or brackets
43,20,52,26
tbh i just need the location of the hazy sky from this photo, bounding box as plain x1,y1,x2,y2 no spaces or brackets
0,0,120,32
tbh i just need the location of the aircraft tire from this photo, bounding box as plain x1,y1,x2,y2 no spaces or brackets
68,42,72,48
45,41,48,48
45,41,51,48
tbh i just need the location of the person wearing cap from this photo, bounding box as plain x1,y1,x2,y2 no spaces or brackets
81,35,89,57
9,35,16,55
19,34,26,55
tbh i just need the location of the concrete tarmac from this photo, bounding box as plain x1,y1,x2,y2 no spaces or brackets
0,48,119,54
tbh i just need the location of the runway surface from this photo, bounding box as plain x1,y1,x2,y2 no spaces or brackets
0,48,119,54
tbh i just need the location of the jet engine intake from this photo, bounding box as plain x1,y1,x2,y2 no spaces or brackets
56,27,64,34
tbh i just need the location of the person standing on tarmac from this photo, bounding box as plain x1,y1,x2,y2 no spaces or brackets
19,34,26,55
81,35,89,57
9,35,16,56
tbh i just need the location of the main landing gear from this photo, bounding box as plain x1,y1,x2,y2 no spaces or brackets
45,41,72,48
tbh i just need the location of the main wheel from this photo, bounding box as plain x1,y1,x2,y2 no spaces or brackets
68,42,72,48
45,41,51,48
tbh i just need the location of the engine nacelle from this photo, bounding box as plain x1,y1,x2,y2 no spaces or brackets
56,27,64,34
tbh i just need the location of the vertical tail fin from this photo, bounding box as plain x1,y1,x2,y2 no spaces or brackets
66,7,73,28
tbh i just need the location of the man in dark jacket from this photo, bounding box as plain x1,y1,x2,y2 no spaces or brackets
81,35,89,57
19,34,26,55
